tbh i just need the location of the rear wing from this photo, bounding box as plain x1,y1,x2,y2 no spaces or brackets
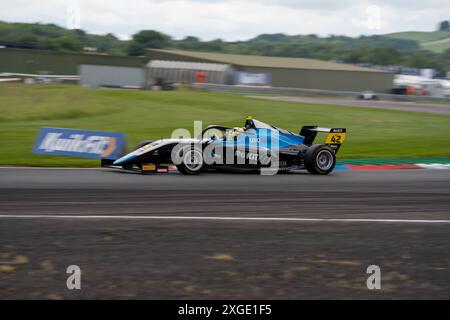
300,126,347,151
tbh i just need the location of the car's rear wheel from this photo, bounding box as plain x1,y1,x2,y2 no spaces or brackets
176,146,203,175
304,144,336,175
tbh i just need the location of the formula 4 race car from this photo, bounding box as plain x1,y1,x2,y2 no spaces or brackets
102,117,347,175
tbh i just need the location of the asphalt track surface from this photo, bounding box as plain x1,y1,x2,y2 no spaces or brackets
0,168,449,299
250,96,450,115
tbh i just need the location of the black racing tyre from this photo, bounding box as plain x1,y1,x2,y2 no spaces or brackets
135,140,153,150
122,164,134,170
100,158,115,167
176,145,203,175
304,144,336,175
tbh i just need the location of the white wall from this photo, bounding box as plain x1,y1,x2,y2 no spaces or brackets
79,64,145,88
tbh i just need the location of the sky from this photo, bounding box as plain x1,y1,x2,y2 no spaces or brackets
0,0,449,41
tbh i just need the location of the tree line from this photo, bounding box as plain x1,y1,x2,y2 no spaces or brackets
1,20,449,75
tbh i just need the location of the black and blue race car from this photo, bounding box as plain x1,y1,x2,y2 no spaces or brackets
103,117,347,175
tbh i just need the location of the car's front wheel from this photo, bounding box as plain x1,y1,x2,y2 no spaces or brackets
176,146,203,175
304,144,336,175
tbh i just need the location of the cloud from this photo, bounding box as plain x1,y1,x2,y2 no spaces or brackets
0,0,449,40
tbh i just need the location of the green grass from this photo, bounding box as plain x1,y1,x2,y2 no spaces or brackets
0,84,124,121
414,100,450,105
1,84,450,167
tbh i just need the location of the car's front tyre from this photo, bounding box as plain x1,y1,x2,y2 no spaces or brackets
304,144,336,175
176,146,203,175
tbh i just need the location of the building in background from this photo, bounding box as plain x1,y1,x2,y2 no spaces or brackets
145,60,234,87
0,48,145,75
0,47,395,93
146,49,394,93
79,64,145,88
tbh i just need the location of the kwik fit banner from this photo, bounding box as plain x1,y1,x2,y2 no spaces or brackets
32,127,127,159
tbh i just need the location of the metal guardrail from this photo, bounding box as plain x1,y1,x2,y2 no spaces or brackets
192,83,450,102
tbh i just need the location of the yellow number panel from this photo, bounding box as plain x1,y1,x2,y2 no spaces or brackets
326,133,347,144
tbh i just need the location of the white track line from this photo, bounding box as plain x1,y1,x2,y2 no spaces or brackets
416,163,450,169
0,215,449,224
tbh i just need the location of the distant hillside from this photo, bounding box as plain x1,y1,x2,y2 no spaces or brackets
1,20,449,75
0,21,128,54
386,30,450,53
422,37,450,53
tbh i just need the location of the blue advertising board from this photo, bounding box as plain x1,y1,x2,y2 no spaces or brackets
32,127,127,160
235,72,272,86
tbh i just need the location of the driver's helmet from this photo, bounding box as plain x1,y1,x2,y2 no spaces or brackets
233,127,245,135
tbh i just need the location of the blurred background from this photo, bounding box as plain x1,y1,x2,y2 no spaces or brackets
1,0,450,95
1,1,450,300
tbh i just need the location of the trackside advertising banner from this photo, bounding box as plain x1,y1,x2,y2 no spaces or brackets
32,127,127,159
235,72,272,86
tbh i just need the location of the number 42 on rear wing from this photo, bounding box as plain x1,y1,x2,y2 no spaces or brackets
300,126,347,152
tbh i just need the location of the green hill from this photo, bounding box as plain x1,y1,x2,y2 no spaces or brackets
422,37,450,53
386,31,450,43
386,31,450,53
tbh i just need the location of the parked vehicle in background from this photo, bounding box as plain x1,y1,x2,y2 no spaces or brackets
358,90,379,100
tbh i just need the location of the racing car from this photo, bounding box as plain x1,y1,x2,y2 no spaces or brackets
102,117,346,175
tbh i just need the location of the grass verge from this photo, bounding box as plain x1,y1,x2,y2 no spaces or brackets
1,84,449,167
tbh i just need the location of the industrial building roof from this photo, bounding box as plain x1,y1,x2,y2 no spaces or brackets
147,60,231,71
148,49,385,73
